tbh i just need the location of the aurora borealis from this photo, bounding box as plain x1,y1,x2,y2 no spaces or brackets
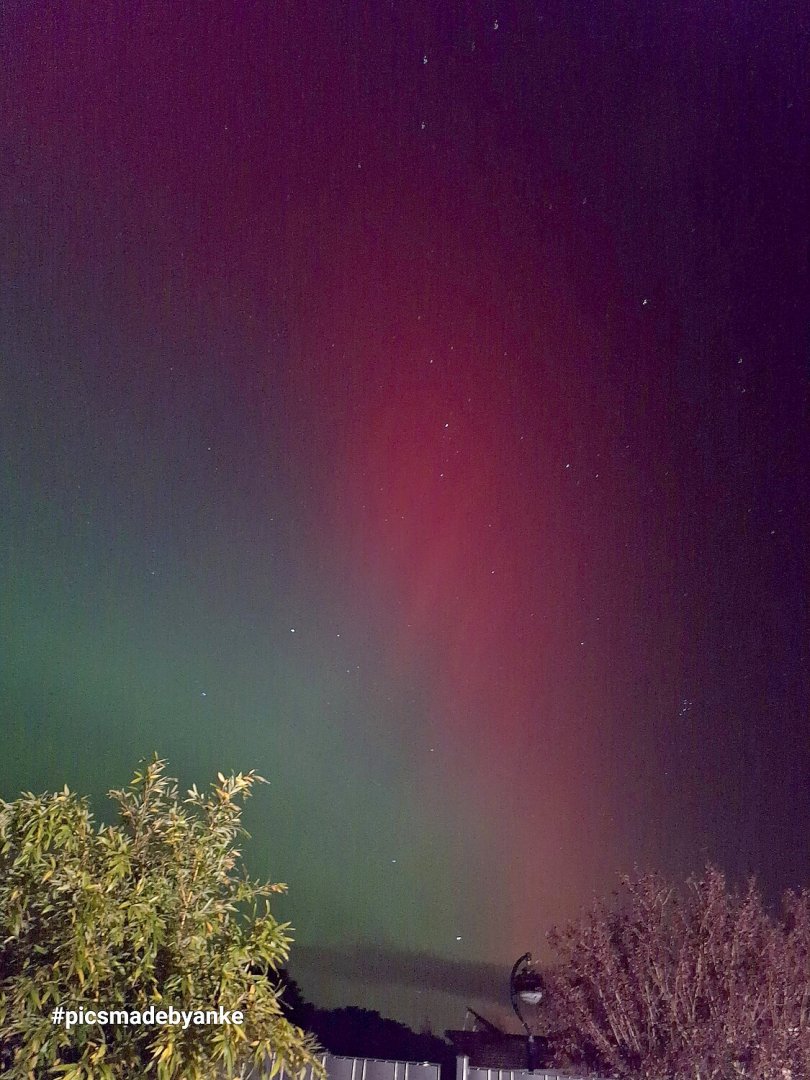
1,0,808,1031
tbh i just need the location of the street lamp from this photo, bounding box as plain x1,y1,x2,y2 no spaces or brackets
509,953,544,1072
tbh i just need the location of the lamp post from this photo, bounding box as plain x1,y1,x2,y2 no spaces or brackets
509,953,544,1072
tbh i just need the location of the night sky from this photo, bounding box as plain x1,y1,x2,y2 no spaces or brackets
1,0,808,1033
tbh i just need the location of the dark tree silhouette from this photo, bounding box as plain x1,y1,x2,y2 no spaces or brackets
276,971,455,1079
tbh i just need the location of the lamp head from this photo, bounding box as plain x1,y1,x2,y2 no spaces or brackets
511,957,545,1005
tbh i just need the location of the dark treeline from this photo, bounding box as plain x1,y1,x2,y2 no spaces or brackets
276,970,456,1078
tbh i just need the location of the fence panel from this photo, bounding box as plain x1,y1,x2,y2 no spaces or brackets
460,1060,610,1080
243,1052,443,1080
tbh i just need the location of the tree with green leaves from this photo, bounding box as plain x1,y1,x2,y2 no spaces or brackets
0,757,323,1080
